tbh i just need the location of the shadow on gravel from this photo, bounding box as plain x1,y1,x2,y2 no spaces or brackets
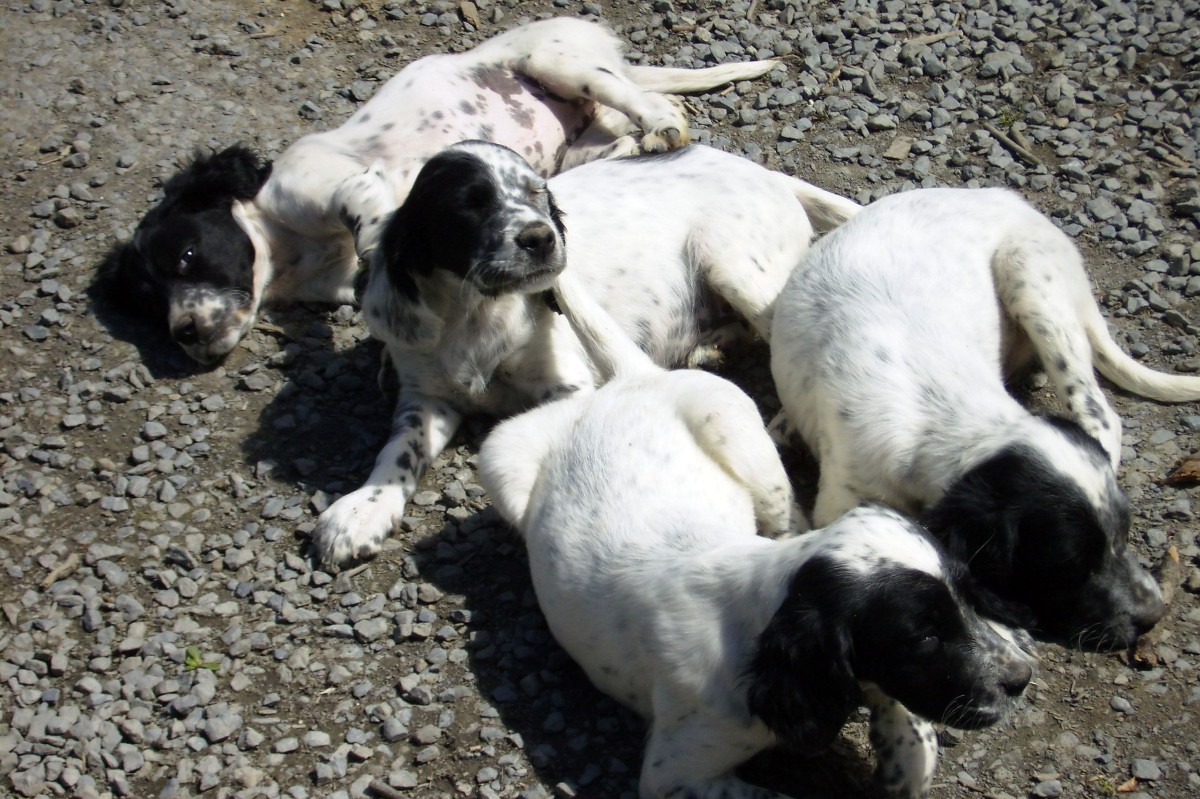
87,241,206,379
416,510,881,798
240,332,390,501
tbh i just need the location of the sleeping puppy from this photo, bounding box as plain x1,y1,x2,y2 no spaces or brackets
770,187,1190,649
311,141,860,565
97,17,777,364
478,268,1032,799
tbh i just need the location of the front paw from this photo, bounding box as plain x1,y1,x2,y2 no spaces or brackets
310,485,407,567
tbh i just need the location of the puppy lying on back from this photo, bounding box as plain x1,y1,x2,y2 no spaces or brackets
311,142,860,565
479,268,1032,799
98,17,776,364
770,187,1183,649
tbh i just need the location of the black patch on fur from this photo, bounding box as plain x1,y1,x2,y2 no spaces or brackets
94,145,271,344
746,551,1029,746
378,142,564,300
922,418,1159,648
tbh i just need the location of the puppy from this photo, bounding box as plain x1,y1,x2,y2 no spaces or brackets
770,187,1190,649
311,141,859,565
478,268,1032,799
97,17,776,364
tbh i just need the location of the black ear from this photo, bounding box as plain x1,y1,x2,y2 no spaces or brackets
921,450,1024,582
161,144,271,211
90,239,165,320
956,568,1037,630
378,203,429,301
744,557,861,752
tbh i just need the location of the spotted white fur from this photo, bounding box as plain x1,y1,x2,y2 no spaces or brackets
145,17,778,363
311,142,859,565
771,187,1174,646
476,269,1030,799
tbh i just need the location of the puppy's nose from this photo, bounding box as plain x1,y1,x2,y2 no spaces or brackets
515,222,556,257
1130,597,1166,637
172,315,201,346
1001,660,1032,697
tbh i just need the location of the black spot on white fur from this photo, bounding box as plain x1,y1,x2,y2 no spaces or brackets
746,553,1031,752
922,417,1163,649
96,145,270,363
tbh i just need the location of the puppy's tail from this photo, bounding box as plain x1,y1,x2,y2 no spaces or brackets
553,269,658,382
780,174,862,233
1085,309,1200,402
627,61,777,93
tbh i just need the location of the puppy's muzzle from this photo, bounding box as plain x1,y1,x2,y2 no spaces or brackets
515,222,557,259
1000,658,1032,697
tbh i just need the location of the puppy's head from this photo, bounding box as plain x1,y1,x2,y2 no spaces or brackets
377,140,566,301
99,145,271,365
923,417,1165,650
746,507,1031,751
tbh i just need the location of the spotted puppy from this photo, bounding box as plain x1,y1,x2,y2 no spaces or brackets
310,141,859,565
770,187,1190,649
99,17,776,364
477,268,1032,799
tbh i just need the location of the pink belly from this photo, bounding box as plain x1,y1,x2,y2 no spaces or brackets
331,56,596,183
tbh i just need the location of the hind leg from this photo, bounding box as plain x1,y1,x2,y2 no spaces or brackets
671,372,805,536
558,105,642,172
991,229,1123,465
505,23,689,151
691,216,816,341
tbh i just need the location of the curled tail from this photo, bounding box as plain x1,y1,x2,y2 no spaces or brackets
553,268,658,382
627,61,777,93
1086,308,1200,402
780,174,862,233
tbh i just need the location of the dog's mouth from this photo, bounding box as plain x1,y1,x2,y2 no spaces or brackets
473,263,566,297
942,703,1005,730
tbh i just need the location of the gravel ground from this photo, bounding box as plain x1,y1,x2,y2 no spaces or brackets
1,1,1199,798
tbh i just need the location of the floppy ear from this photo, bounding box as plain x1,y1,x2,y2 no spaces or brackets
378,204,430,301
957,570,1037,630
90,240,166,320
161,145,272,210
921,450,1025,583
744,558,861,752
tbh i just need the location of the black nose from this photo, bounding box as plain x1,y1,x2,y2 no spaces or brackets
1131,597,1166,637
172,316,200,346
515,222,556,257
1001,660,1032,697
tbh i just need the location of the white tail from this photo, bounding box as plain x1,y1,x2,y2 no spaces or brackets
628,61,777,93
1085,310,1200,402
781,174,862,233
553,269,658,382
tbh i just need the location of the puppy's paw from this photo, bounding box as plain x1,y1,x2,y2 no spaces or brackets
310,485,406,567
331,163,394,257
640,124,689,153
638,95,690,152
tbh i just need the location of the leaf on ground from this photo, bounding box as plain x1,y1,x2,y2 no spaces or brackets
1164,456,1200,486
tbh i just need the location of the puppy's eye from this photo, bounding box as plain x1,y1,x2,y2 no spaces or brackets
178,247,196,274
915,634,940,653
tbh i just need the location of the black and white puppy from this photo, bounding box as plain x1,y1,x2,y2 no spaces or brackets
97,17,776,364
311,141,860,565
478,269,1032,799
770,187,1190,649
